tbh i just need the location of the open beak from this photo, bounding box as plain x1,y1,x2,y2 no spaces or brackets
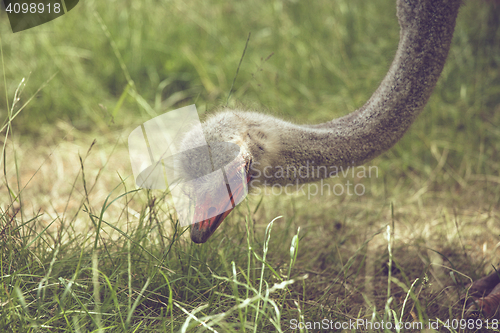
190,161,250,243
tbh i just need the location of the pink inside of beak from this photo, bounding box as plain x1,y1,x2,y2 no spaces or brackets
190,160,250,243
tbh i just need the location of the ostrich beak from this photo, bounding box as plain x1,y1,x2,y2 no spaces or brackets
190,201,235,244
190,162,250,244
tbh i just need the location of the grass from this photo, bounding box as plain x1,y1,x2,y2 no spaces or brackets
1,0,500,331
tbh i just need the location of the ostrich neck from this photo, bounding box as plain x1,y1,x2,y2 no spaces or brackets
257,0,461,185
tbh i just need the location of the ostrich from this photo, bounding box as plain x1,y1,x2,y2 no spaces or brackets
177,0,500,317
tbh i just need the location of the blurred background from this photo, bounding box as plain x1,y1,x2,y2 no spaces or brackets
1,0,498,137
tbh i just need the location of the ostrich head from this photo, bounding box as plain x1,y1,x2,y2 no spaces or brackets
179,110,277,243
